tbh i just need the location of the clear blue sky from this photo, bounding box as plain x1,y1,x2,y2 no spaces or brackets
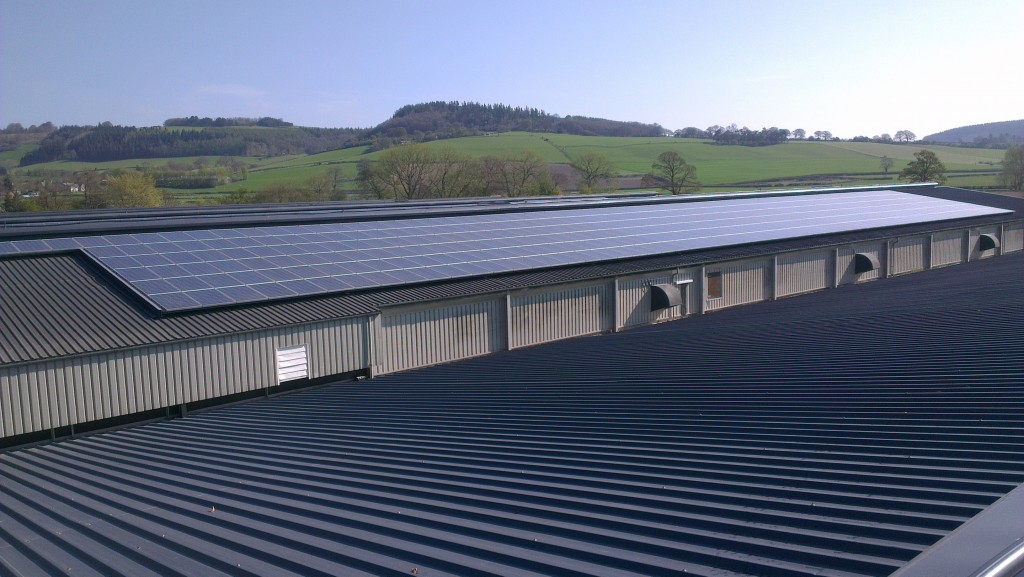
2,0,1021,138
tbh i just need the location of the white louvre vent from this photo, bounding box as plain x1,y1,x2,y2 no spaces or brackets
276,344,308,383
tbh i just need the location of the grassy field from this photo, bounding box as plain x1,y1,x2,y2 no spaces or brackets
8,133,1006,202
0,144,38,170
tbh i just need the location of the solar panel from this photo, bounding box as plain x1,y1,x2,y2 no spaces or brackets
0,190,1013,312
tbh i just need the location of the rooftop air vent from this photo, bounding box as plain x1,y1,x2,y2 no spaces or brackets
979,234,999,251
651,283,682,311
854,253,879,274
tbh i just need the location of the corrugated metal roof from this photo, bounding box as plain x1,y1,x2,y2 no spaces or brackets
3,186,1023,365
2,252,1023,576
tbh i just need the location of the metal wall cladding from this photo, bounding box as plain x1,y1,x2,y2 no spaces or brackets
970,226,1001,260
775,250,834,298
379,297,506,375
704,258,771,312
930,229,966,268
837,243,886,284
0,318,368,438
616,270,678,329
890,236,929,275
675,268,700,315
510,282,613,349
1005,222,1024,253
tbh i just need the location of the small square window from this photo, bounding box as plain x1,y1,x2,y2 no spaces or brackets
707,271,723,299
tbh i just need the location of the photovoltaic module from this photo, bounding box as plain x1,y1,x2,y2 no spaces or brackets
0,190,1011,312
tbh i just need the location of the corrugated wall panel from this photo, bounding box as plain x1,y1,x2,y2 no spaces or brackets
44,363,65,435
0,372,8,437
891,236,928,275
380,298,505,375
776,250,833,298
970,226,1001,260
0,369,44,437
1005,222,1024,253
511,282,612,348
931,230,965,268
704,258,771,312
616,270,677,329
1,318,369,439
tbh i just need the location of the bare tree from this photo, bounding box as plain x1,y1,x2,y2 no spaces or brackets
327,167,344,198
643,151,700,195
431,145,484,198
571,151,616,192
880,156,893,175
356,159,386,199
305,173,331,201
373,144,435,200
483,150,550,197
76,169,106,208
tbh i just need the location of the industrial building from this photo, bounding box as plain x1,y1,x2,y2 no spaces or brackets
2,184,1021,443
2,184,1024,576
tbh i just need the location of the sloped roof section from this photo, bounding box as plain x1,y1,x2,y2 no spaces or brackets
2,252,1023,576
0,188,1012,313
3,186,1023,365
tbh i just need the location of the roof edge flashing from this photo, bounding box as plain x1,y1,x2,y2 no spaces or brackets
892,482,1024,577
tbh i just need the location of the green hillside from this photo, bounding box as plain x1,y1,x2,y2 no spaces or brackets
8,133,1005,205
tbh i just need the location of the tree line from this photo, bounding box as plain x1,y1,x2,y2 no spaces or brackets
709,126,791,146
366,101,666,143
14,102,668,166
924,120,1024,148
673,124,799,144
1,168,168,212
671,125,924,147
7,143,1021,214
19,124,362,165
163,116,293,128
356,145,559,200
356,145,703,201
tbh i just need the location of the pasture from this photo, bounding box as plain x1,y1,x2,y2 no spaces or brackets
8,133,1005,202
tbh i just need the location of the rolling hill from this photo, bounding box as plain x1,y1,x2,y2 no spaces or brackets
3,105,1014,210
925,119,1024,146
12,133,1004,206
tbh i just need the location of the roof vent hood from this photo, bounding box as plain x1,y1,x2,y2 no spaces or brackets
651,284,682,311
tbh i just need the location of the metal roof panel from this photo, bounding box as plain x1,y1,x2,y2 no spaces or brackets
3,252,1023,576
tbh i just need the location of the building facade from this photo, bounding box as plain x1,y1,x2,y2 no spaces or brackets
2,185,1023,444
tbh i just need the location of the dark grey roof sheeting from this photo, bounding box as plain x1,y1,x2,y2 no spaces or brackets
2,253,1024,577
0,254,641,365
3,187,1023,365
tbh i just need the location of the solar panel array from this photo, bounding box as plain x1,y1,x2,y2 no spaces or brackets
0,190,1012,312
